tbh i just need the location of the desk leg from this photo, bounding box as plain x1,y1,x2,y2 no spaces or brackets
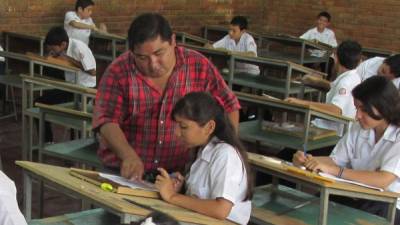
23,171,32,221
120,214,137,224
319,189,329,225
387,201,396,225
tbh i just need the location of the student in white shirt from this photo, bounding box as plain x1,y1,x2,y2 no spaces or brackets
64,0,106,45
356,54,400,89
44,26,96,88
300,11,338,80
300,11,338,57
209,16,260,75
0,171,27,225
155,92,252,225
286,40,362,134
293,76,400,223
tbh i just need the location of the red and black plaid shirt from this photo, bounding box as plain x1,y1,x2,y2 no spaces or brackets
93,46,240,171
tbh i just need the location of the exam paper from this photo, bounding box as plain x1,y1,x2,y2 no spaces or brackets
99,173,157,191
319,172,383,192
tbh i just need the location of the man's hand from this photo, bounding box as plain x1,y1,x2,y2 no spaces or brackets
120,155,144,181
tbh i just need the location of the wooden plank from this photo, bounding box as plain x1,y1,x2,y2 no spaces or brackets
35,103,93,119
20,74,97,95
25,52,81,71
17,161,236,225
235,91,351,121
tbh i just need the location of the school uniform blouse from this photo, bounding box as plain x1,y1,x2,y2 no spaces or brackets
65,38,96,87
0,171,27,225
330,122,400,208
313,69,361,134
185,137,251,225
300,27,337,57
213,32,260,75
64,11,94,45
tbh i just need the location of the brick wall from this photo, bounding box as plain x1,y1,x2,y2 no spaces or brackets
262,0,400,51
0,0,397,51
0,0,266,40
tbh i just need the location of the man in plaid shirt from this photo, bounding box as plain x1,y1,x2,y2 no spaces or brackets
93,13,240,181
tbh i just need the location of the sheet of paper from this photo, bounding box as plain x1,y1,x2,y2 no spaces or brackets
319,172,383,192
99,173,157,191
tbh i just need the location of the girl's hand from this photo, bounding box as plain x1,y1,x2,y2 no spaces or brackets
304,157,338,174
155,168,177,202
292,150,309,167
170,172,185,193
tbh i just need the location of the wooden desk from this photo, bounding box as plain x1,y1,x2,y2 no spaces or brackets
258,33,333,73
21,75,96,160
90,31,127,61
236,92,352,151
176,32,209,46
362,47,396,59
202,25,262,46
18,161,236,225
182,43,324,99
248,152,399,225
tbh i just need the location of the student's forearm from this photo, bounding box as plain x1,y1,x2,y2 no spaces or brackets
228,110,239,133
169,194,232,220
341,169,397,189
70,21,96,30
99,123,139,160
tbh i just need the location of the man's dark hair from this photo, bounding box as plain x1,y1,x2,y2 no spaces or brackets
384,54,400,78
127,13,173,50
352,76,400,126
230,16,248,30
318,11,331,22
336,40,362,70
75,0,94,11
44,26,69,46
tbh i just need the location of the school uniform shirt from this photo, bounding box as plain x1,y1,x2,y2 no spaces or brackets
330,122,400,209
300,27,337,57
356,57,385,81
64,11,94,45
356,57,400,89
313,69,361,134
65,38,96,87
0,171,27,225
185,137,251,225
213,32,260,75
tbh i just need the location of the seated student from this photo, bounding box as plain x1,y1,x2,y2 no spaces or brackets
207,16,260,75
292,76,400,223
300,11,338,80
0,171,27,225
36,26,96,142
64,0,106,45
286,40,362,134
44,26,96,88
357,54,400,89
155,92,252,225
134,211,179,225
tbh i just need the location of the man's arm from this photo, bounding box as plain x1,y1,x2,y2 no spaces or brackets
99,123,144,180
227,110,239,132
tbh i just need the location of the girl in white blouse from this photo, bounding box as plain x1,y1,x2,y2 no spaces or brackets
155,92,253,225
293,76,400,222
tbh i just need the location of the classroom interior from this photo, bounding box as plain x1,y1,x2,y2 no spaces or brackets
0,1,399,225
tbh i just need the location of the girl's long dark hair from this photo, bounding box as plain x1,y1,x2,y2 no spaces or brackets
352,76,400,126
172,92,253,200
